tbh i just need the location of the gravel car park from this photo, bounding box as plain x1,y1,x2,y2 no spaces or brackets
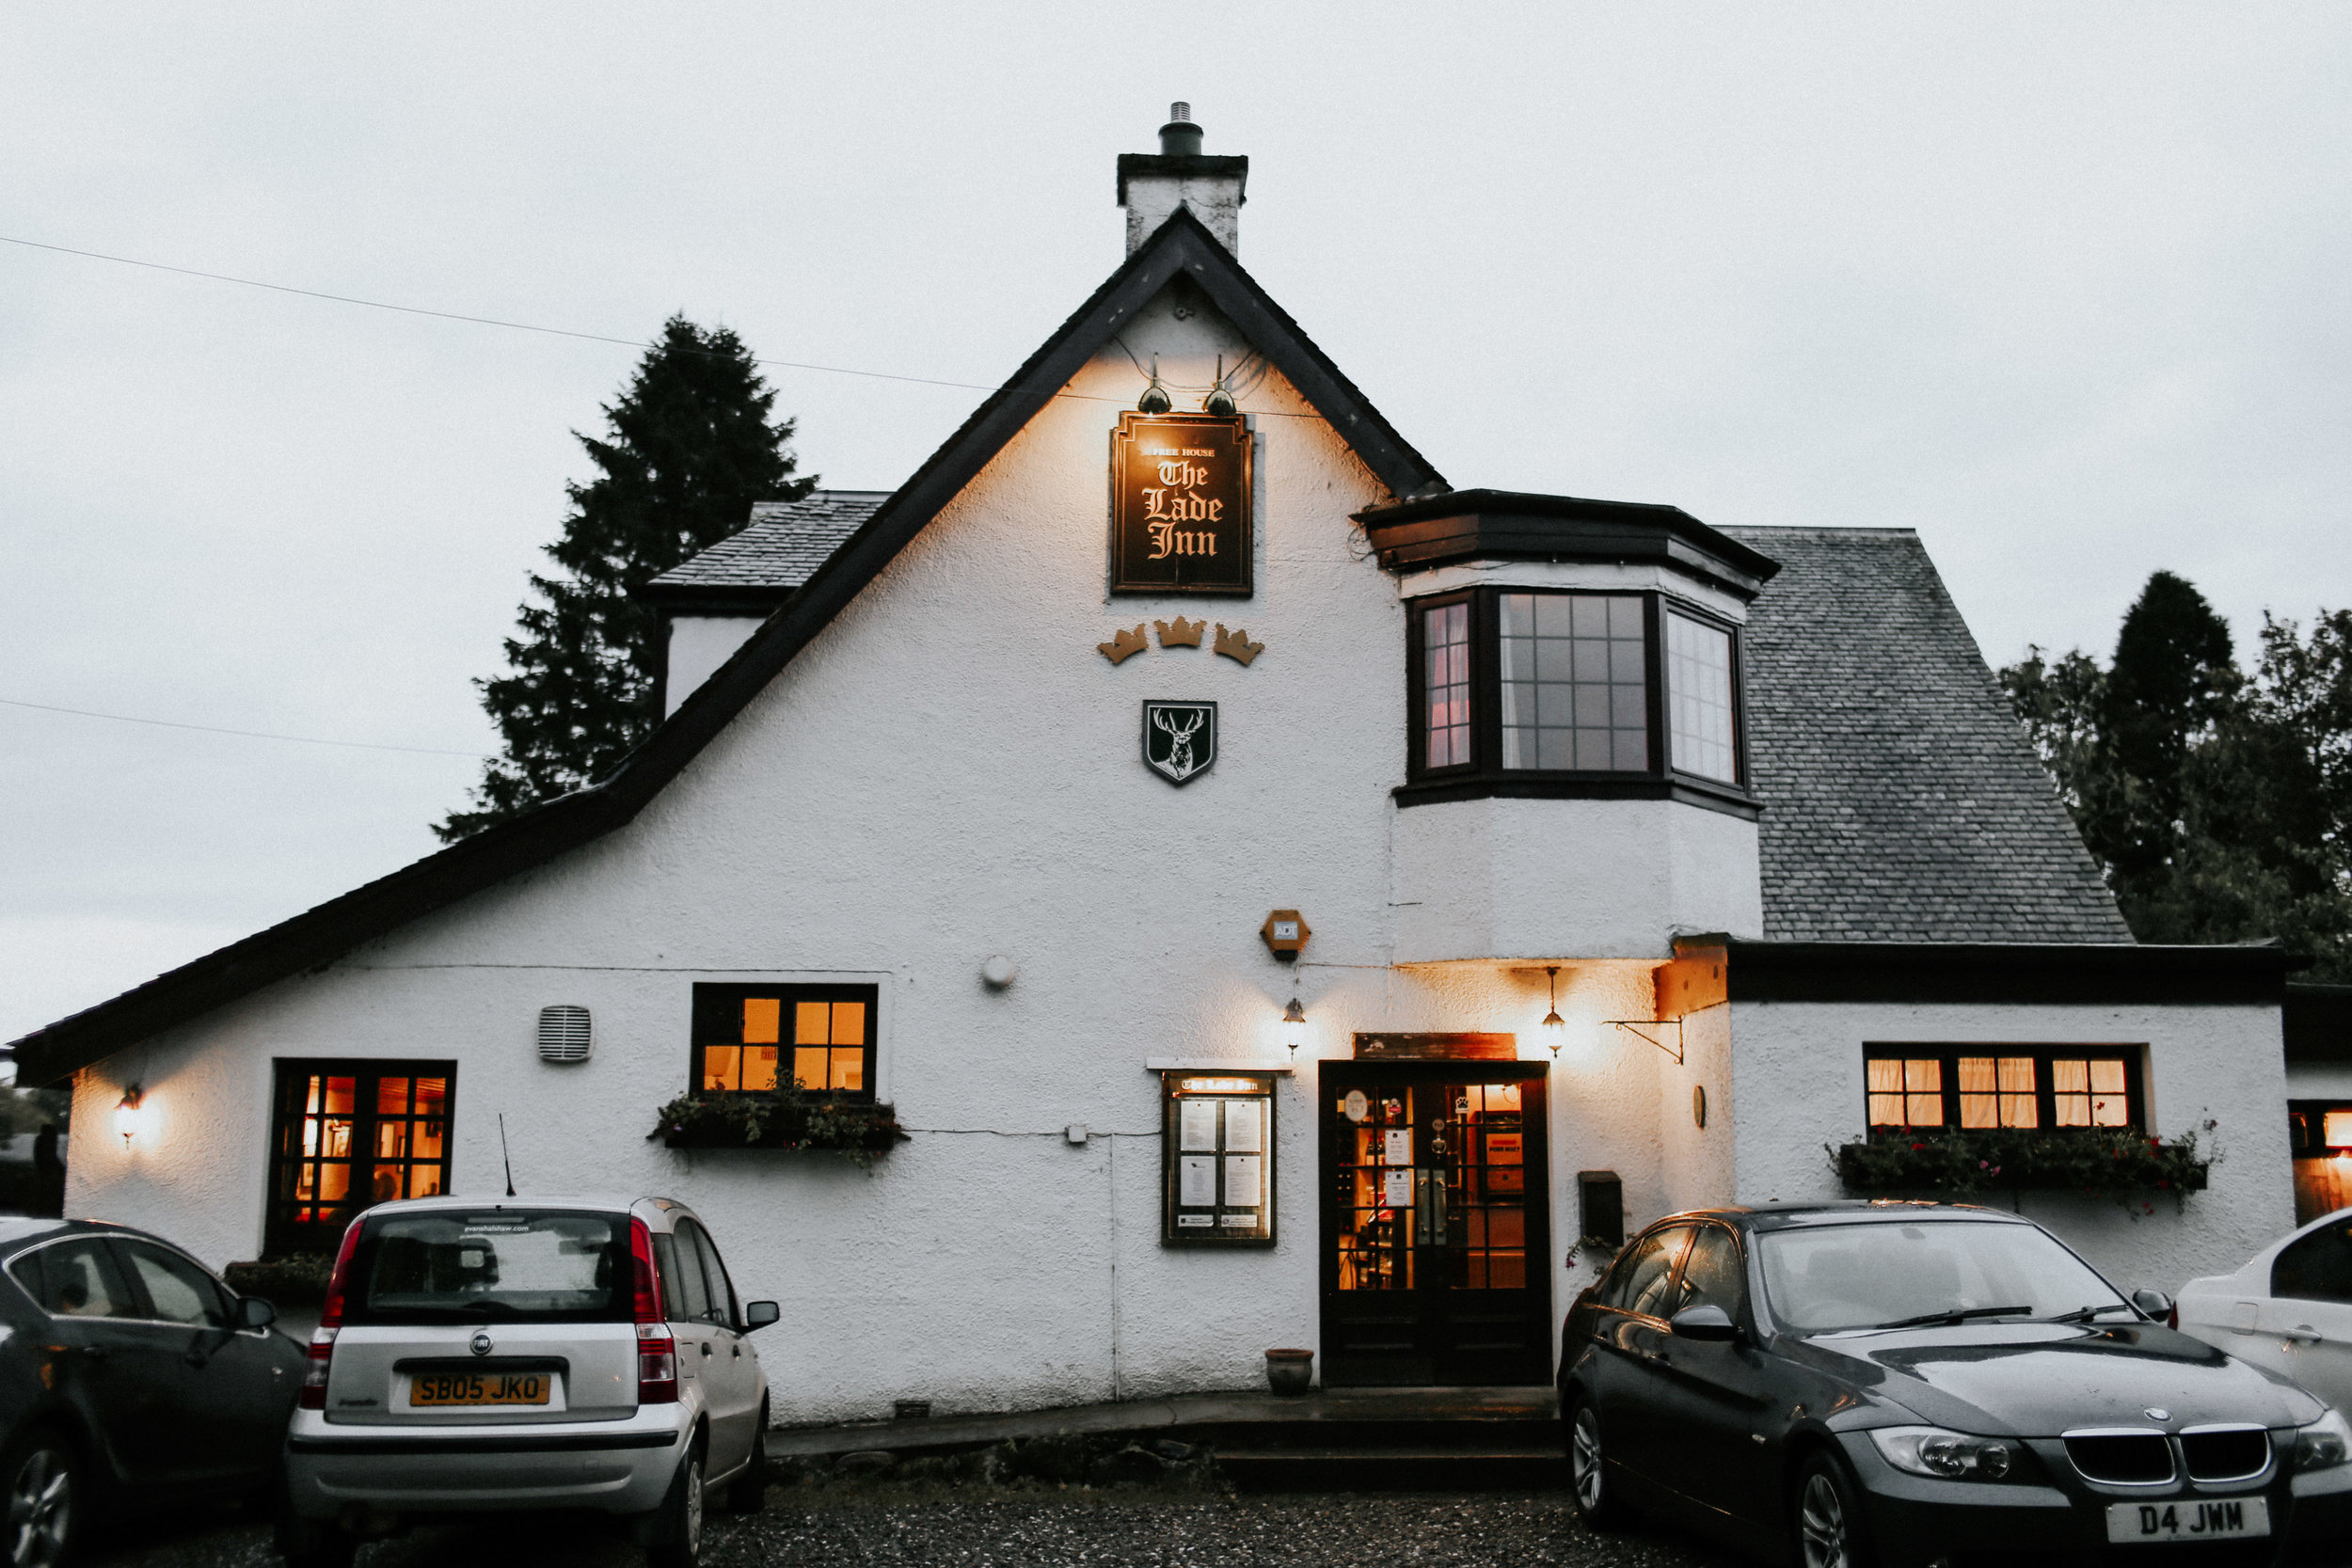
80,1489,1740,1568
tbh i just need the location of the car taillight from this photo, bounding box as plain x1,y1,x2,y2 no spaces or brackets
2168,1304,2180,1330
300,1218,365,1411
630,1217,675,1405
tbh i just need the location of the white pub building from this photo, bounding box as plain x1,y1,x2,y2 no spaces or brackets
13,109,2299,1422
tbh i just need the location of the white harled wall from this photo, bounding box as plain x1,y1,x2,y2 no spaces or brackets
56,233,2273,1421
664,614,766,717
62,280,1769,1423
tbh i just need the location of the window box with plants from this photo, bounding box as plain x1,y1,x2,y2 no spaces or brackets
648,1083,910,1161
1831,1124,2216,1212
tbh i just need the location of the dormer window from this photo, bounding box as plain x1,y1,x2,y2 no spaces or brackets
1405,588,1751,810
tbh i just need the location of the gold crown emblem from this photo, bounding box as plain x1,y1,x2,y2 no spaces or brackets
1214,624,1264,666
1097,625,1148,665
1154,616,1206,648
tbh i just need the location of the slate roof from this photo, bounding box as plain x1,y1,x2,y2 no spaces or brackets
643,491,889,596
1724,526,2133,944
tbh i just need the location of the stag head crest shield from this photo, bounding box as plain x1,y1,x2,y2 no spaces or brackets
1141,700,1217,785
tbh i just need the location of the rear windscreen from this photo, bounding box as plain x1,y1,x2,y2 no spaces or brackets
344,1211,628,1324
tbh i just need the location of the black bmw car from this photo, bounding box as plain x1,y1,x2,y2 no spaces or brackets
0,1216,305,1567
1561,1203,2352,1567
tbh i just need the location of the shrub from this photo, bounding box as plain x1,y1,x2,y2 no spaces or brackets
1831,1124,2215,1212
648,1083,908,1165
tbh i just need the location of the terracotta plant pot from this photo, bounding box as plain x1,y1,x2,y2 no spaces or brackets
1264,1348,1313,1396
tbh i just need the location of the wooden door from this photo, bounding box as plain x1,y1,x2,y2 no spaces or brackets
1319,1062,1552,1386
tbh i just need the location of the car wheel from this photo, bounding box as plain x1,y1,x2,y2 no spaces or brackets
1793,1450,1873,1568
725,1408,769,1514
3,1428,76,1568
1565,1398,1628,1530
644,1449,705,1568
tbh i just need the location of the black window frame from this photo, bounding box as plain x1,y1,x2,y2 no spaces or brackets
1863,1045,2146,1136
264,1058,458,1260
1401,586,1754,815
690,982,881,1105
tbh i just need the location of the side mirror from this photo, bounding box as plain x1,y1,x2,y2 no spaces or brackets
1669,1304,1740,1342
743,1300,780,1332
238,1296,278,1331
2131,1288,2174,1323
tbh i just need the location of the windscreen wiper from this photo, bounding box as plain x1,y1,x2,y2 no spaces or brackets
2045,1303,2129,1323
1867,1305,2031,1330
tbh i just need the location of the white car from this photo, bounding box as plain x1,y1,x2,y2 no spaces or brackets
2177,1208,2352,1416
278,1194,776,1568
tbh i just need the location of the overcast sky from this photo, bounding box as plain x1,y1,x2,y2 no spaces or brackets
3,3,2347,1045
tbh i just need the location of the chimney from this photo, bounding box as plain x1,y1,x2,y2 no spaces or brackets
1116,102,1248,257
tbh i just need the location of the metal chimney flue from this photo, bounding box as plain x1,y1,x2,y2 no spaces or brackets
1159,102,1203,157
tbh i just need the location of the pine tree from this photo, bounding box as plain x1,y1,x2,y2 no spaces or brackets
437,317,811,841
2098,570,2238,895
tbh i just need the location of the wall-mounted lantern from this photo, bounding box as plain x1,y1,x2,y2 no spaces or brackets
115,1085,147,1148
1541,967,1565,1058
1280,995,1307,1061
1137,354,1172,415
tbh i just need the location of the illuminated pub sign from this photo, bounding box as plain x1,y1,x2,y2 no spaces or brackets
1110,412,1253,594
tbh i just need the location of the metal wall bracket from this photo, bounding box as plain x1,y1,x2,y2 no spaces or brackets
1607,1019,1685,1065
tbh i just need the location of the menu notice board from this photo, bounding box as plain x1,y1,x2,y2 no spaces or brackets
1161,1070,1277,1245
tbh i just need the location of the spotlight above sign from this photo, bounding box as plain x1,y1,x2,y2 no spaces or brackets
1110,412,1252,596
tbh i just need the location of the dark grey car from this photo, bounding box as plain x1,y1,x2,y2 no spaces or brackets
1560,1203,2352,1567
0,1216,304,1567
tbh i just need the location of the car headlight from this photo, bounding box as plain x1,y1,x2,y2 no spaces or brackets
1869,1425,2015,1481
2295,1409,2352,1472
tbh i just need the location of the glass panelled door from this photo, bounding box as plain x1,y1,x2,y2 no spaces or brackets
1321,1062,1551,1386
265,1060,455,1258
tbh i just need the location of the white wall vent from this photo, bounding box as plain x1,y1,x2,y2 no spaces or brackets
537,1005,593,1063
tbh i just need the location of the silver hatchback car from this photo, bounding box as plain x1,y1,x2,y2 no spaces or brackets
279,1195,776,1568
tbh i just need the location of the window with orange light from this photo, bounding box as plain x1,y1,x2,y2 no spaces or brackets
691,983,876,1101
1866,1047,2140,1133
264,1060,454,1258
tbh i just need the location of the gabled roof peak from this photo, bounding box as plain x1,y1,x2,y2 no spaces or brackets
8,202,1442,1084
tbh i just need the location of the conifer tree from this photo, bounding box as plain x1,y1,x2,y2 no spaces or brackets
437,317,811,841
2003,572,2352,978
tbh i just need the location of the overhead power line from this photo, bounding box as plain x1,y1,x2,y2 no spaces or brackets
0,231,1327,413
0,233,996,392
0,695,490,758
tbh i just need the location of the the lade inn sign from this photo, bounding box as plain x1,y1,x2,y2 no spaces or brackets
1110,411,1253,594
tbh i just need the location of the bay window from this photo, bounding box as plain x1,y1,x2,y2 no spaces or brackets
1405,587,1749,804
